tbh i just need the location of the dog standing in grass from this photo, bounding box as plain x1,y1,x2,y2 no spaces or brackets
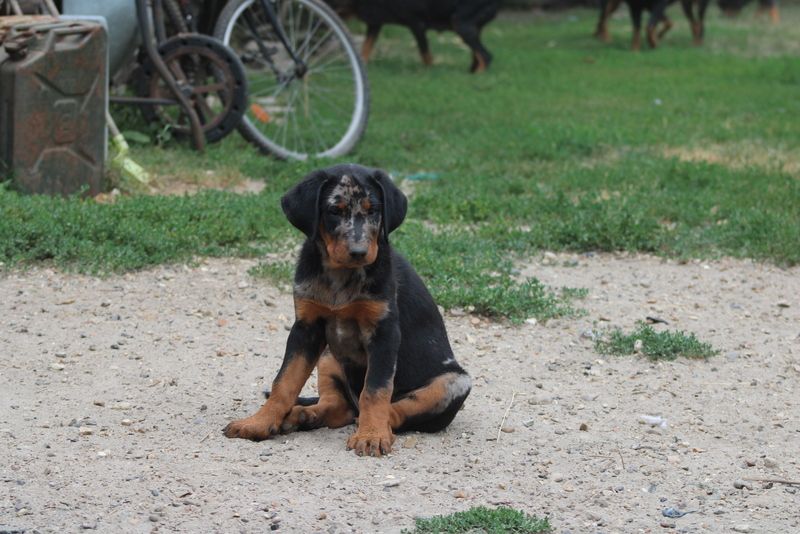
327,0,499,72
224,164,471,456
595,0,712,49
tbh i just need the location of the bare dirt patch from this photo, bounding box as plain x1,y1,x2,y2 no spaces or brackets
662,143,800,176
1,255,798,533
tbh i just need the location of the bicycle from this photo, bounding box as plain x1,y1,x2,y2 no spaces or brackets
211,0,370,160
132,0,249,145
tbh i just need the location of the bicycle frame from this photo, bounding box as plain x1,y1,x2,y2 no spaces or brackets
249,0,307,77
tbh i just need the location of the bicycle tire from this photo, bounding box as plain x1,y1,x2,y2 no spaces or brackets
137,35,248,144
213,0,369,160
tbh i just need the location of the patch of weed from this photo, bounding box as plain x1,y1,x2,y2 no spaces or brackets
406,506,550,534
595,322,719,360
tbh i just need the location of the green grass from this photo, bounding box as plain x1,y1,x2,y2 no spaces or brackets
595,321,719,360
2,7,800,319
406,506,550,534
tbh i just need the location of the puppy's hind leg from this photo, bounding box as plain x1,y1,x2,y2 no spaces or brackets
389,372,472,433
281,352,356,432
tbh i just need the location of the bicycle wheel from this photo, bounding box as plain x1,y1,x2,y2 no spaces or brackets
214,0,369,160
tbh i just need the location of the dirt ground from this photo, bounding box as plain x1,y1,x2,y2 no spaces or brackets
1,253,798,533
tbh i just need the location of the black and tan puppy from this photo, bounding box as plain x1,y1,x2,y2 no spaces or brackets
224,164,471,456
328,0,499,73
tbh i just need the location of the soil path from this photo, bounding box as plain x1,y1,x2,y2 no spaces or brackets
1,255,798,533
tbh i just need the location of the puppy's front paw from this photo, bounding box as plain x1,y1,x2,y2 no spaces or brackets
223,415,280,441
346,428,395,457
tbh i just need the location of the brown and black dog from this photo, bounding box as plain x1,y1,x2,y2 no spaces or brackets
595,0,711,49
223,164,471,456
327,0,499,72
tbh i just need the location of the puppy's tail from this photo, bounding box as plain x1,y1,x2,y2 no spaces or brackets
262,387,319,406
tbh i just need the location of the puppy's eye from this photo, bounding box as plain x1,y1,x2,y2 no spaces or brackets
329,206,345,215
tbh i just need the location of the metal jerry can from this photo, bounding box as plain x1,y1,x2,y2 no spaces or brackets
0,18,107,196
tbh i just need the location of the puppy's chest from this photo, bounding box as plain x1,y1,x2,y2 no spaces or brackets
294,272,387,363
325,318,366,364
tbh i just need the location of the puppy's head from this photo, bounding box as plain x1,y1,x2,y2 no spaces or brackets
281,164,407,269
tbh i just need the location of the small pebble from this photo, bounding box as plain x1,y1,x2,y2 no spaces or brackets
50,363,65,371
529,394,554,405
78,426,93,436
732,525,752,533
552,473,565,482
121,419,133,426
660,520,676,529
763,457,778,468
733,480,751,490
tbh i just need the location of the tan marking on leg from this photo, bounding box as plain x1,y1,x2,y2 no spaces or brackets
646,25,658,48
473,53,487,73
692,21,703,45
387,375,450,429
361,34,376,62
657,17,673,39
224,355,315,441
283,353,355,430
769,6,780,24
347,388,395,456
632,28,642,51
421,50,433,66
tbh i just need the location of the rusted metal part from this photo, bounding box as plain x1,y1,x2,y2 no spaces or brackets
0,15,57,40
136,34,248,143
135,0,205,152
0,19,108,196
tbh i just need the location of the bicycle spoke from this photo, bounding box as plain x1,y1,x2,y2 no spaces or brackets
302,26,334,62
295,17,323,59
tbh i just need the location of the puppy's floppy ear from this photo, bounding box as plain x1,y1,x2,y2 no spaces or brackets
369,169,407,242
281,169,331,238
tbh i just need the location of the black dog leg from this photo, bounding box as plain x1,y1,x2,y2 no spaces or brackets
362,23,382,62
628,2,644,50
410,24,432,66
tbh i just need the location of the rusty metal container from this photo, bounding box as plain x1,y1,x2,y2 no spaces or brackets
0,17,107,196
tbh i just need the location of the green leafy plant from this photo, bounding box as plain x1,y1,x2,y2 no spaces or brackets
407,506,550,534
595,322,719,360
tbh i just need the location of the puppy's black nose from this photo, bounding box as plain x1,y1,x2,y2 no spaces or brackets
349,246,368,260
